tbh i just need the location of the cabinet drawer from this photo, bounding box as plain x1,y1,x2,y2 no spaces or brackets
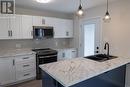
16,62,36,71
15,54,35,63
16,69,36,81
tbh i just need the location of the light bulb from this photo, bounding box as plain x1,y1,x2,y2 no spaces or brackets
36,0,51,3
104,15,110,20
77,9,83,16
103,11,111,22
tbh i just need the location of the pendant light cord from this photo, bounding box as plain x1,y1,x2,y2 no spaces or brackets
80,0,81,6
79,0,82,9
107,0,108,12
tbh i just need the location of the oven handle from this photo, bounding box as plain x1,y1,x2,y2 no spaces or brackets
39,55,57,59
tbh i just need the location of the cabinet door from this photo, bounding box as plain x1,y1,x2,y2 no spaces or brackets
10,15,22,39
71,49,77,58
54,19,73,38
0,18,10,39
57,50,64,61
0,58,15,85
64,50,72,59
54,19,66,38
63,49,77,59
64,19,73,38
21,15,33,39
32,16,45,26
44,17,66,38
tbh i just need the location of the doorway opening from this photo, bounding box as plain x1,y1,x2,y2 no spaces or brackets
80,18,102,57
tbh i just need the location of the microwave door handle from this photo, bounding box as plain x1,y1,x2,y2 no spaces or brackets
42,29,44,37
40,29,42,37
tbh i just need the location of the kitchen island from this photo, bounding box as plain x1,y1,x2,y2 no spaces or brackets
40,57,130,87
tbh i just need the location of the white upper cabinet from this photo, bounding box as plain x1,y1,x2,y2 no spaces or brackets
44,17,73,38
21,15,33,39
0,15,22,39
32,16,45,26
64,19,73,38
44,17,66,38
10,15,22,39
0,18,10,39
0,15,73,39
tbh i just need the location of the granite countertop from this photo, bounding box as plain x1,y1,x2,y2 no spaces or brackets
40,57,130,87
0,48,35,58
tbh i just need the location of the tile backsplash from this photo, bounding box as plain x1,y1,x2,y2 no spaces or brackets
0,38,71,49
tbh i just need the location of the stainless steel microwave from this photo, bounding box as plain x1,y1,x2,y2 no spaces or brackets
33,26,54,39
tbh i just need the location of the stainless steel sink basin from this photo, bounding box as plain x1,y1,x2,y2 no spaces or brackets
84,54,118,62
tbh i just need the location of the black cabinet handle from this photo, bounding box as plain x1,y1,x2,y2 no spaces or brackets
8,30,10,37
11,30,13,37
24,73,30,76
13,59,15,66
23,57,29,59
23,65,30,67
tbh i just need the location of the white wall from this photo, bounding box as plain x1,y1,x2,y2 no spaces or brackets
73,0,130,57
72,0,130,86
15,7,73,19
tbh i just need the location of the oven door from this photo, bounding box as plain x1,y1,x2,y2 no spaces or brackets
36,54,57,79
39,55,57,64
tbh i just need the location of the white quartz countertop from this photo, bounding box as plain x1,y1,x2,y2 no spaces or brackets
0,48,35,58
40,57,130,87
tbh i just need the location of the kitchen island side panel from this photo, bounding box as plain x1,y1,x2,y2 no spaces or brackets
42,65,126,87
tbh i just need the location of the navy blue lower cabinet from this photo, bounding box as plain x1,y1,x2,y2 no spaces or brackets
42,71,56,87
42,65,126,87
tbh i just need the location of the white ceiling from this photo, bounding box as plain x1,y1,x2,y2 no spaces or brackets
15,0,118,14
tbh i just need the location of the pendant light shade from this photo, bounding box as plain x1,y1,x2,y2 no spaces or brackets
103,0,111,22
77,0,84,16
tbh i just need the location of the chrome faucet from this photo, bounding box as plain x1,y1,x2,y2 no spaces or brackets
104,42,109,58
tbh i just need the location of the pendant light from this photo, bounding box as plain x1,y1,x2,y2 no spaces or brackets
103,0,111,22
77,0,84,16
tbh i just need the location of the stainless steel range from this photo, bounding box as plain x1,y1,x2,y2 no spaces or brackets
32,48,57,80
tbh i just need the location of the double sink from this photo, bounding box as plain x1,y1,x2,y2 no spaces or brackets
84,42,118,62
84,54,117,62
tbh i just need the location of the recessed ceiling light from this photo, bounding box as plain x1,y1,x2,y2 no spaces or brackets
36,0,51,3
